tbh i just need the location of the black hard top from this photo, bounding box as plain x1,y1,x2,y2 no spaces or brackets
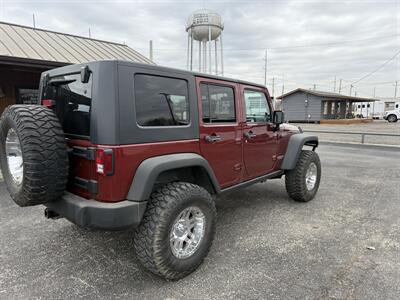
117,60,267,89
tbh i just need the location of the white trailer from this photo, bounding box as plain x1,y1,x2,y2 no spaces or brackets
354,99,400,119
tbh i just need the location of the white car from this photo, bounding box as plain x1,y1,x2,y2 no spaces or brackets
383,110,400,122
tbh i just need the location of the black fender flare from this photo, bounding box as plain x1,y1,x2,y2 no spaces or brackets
126,153,221,201
281,134,318,170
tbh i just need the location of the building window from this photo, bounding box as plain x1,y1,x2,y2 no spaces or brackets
243,90,270,122
135,74,189,126
16,88,39,104
200,83,236,123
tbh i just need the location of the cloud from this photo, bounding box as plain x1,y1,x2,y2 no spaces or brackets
1,0,399,97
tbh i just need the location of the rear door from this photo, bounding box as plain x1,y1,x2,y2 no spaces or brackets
240,85,278,180
197,78,243,188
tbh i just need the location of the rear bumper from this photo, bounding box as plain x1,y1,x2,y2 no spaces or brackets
45,192,147,230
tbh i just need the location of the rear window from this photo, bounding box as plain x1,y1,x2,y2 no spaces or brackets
134,74,189,126
42,73,92,138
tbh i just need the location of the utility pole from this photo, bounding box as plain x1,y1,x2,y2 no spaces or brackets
338,79,342,94
334,76,336,92
264,49,267,86
272,77,275,99
349,84,354,96
394,81,398,100
149,40,154,62
32,14,36,28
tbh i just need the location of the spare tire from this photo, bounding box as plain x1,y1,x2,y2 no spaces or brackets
0,105,68,207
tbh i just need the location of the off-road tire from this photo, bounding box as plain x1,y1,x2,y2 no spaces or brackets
387,114,398,122
134,182,217,280
285,150,321,202
0,105,68,207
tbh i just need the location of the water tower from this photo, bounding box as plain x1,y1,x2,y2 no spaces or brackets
186,9,224,75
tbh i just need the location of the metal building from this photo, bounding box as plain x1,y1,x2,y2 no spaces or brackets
277,88,377,123
0,21,153,114
186,9,224,75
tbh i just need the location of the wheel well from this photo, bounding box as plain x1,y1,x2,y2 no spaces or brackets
154,166,216,195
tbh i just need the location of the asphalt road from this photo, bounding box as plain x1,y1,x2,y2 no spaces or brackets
0,144,399,299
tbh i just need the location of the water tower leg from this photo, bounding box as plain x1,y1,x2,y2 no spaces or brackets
186,32,190,70
220,32,224,76
215,39,218,75
203,41,207,73
190,33,194,71
208,26,212,74
199,41,202,72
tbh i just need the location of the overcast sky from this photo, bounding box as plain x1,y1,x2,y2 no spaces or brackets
1,0,399,98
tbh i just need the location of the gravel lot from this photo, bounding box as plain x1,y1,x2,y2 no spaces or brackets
0,144,399,299
293,120,400,146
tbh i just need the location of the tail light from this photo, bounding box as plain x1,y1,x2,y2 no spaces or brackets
41,99,56,108
96,149,114,176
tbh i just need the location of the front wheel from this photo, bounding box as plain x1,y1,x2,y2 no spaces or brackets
387,114,398,122
285,150,321,202
134,182,216,280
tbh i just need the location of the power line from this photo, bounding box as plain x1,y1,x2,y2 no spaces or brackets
343,49,400,88
136,34,399,52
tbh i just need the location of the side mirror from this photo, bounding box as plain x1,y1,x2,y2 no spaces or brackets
81,66,91,83
273,110,284,125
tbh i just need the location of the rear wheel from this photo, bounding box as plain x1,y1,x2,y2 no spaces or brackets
0,105,68,207
387,114,398,122
285,150,321,202
134,182,216,280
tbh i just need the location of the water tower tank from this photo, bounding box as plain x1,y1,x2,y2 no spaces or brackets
186,9,224,41
186,9,224,75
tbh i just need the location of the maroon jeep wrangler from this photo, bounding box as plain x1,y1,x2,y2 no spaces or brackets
0,60,320,280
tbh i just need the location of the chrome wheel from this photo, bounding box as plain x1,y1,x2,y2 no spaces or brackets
305,162,317,191
5,129,23,185
170,206,206,259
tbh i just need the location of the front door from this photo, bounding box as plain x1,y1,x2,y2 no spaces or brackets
197,78,242,188
241,86,278,180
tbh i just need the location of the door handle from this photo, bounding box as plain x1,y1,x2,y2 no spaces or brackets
244,131,257,139
205,134,222,143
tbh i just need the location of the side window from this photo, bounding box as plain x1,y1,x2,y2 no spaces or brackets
134,74,189,126
200,83,236,123
244,90,271,123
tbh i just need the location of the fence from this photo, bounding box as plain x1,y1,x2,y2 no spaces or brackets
303,130,400,145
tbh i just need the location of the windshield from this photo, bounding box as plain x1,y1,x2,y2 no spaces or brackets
42,73,92,138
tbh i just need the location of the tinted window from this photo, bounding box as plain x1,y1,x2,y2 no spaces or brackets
42,73,92,137
135,74,189,126
200,84,236,123
244,90,271,123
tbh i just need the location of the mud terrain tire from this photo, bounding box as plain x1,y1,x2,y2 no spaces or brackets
285,150,321,202
0,105,68,207
134,182,217,280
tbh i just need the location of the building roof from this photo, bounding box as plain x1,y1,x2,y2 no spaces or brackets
277,88,377,102
0,21,154,67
